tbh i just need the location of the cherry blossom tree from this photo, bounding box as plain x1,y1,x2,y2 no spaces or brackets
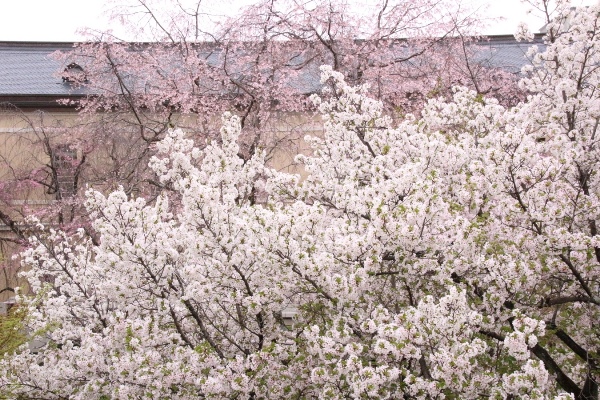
1,0,527,298
1,3,599,399
59,0,523,153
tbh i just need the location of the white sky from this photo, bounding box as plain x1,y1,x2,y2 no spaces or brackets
0,0,597,42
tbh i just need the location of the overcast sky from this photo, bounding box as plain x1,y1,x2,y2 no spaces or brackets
0,0,596,42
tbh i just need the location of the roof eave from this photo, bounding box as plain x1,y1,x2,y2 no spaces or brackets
0,94,85,110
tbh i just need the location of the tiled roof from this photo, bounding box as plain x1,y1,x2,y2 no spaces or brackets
473,35,544,73
0,42,86,96
0,36,545,98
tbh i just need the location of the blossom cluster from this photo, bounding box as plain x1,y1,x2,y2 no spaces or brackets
2,5,600,399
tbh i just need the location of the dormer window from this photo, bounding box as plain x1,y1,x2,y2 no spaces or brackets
62,63,87,83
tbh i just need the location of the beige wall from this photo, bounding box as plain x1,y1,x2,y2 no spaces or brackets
0,107,321,300
0,110,80,300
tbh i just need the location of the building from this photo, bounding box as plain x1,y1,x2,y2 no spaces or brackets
0,35,545,302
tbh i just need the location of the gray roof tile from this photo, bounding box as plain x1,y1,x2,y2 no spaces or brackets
0,43,85,96
473,36,545,73
0,37,546,98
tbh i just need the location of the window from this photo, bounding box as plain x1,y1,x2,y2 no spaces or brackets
62,63,87,84
52,145,77,199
